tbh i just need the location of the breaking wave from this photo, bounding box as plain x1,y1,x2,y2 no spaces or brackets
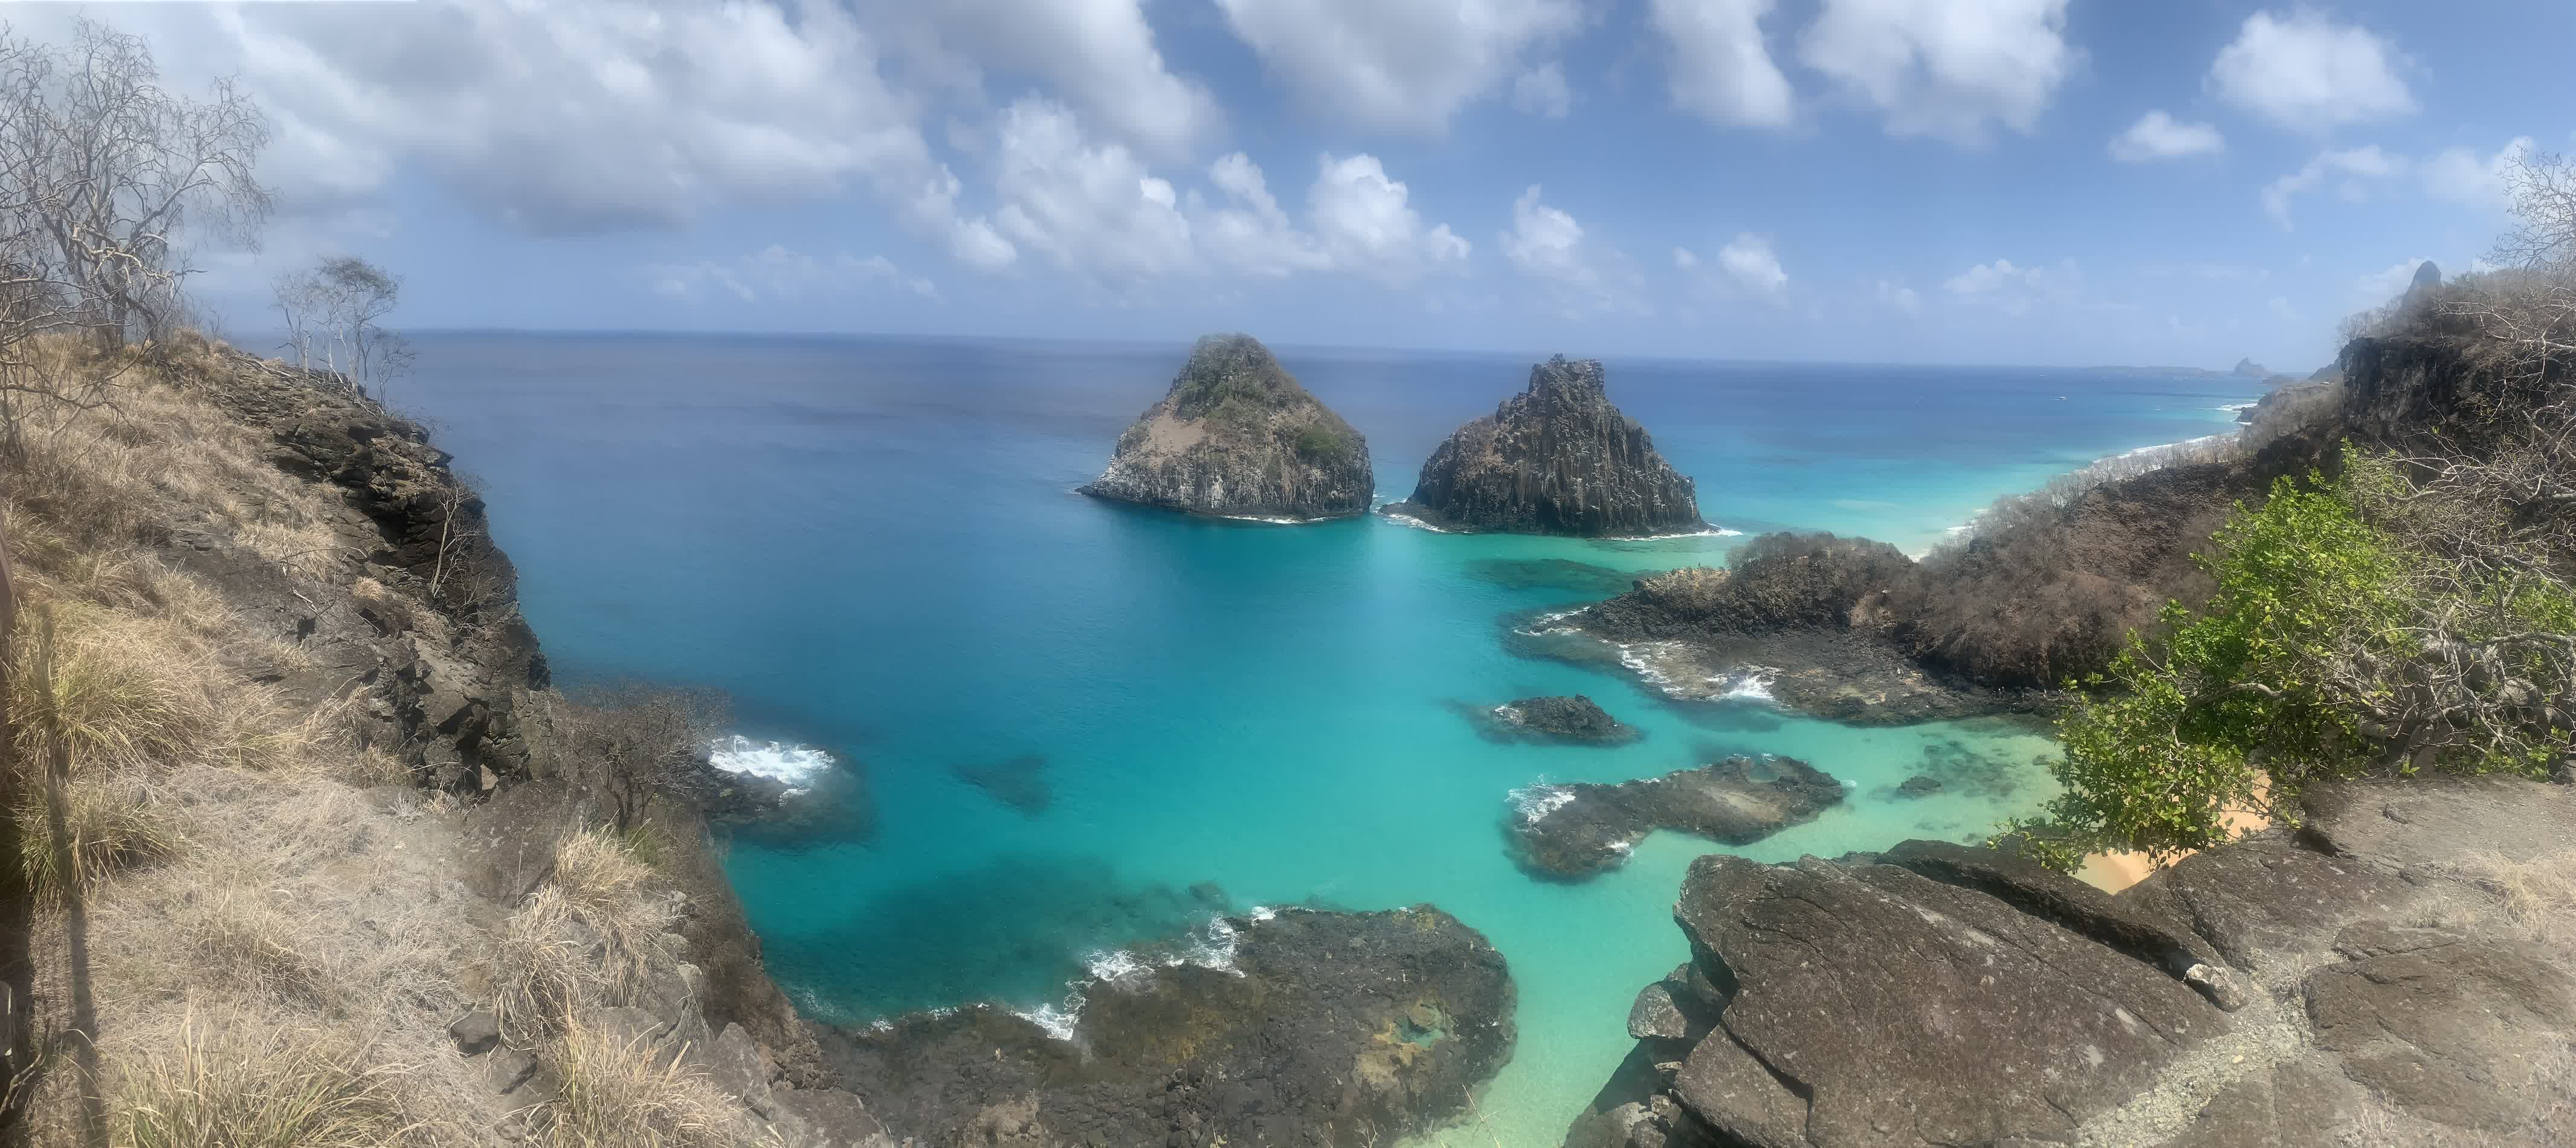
1509,781,1576,825
1010,911,1274,1043
706,735,835,795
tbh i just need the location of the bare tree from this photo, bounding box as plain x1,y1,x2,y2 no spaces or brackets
273,254,409,401
0,19,270,457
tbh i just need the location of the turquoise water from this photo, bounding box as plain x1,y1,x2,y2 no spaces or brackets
401,335,2266,1145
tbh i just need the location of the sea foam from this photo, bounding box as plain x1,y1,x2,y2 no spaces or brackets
706,735,835,795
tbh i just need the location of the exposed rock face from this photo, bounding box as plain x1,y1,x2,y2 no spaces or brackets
1564,778,2576,1148
1487,695,1639,745
1384,356,1703,537
822,906,1516,1148
1508,756,1845,880
1079,334,1372,520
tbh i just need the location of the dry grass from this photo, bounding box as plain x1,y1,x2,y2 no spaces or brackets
532,1016,738,1148
109,1016,416,1148
2435,848,2576,950
494,830,679,1040
13,766,178,906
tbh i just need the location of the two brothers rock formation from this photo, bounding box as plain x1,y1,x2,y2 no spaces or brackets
1082,333,1707,537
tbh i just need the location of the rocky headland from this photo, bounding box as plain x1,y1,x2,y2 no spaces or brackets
1508,756,1846,880
1079,333,1372,521
1383,355,1705,537
1483,694,1641,745
822,905,1517,1147
1562,776,2576,1148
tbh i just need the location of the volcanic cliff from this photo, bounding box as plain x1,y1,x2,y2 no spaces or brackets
1080,333,1373,521
1384,355,1705,537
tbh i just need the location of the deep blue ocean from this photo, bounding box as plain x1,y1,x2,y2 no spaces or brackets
399,333,2267,1144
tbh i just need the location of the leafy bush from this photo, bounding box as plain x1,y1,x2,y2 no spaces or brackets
1293,421,1355,462
2004,452,2574,871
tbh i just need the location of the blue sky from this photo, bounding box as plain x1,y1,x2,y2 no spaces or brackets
36,0,2575,368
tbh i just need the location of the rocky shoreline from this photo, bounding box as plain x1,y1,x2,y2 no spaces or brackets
821,905,1517,1148
1564,776,2576,1147
1508,756,1846,880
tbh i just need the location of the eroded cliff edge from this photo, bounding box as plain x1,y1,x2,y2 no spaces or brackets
1563,776,2576,1148
1385,355,1705,537
1080,333,1373,521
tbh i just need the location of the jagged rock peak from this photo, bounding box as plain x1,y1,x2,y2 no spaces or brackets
1078,334,1372,521
1384,355,1705,537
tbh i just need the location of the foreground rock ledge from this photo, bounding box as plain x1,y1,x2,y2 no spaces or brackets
1384,355,1704,537
824,905,1516,1147
1080,332,1373,521
1509,756,1845,880
1564,777,2576,1148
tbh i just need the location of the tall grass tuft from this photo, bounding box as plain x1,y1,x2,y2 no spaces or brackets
112,1019,414,1148
534,1016,733,1148
13,767,178,906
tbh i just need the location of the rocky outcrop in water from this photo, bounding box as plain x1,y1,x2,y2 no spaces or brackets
1508,756,1845,880
1383,356,1703,537
1563,777,2576,1148
823,905,1516,1148
1486,695,1639,745
1080,334,1372,521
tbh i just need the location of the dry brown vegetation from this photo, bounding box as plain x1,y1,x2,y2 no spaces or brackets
0,339,766,1146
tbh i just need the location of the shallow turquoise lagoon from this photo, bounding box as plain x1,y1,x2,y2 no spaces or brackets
402,334,2267,1145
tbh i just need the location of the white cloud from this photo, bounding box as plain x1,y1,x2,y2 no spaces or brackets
1215,0,1584,132
2108,111,2224,163
649,245,938,303
1305,155,1474,280
34,0,1019,263
2355,256,2435,301
1646,0,1794,129
2423,137,2534,209
2261,144,2407,228
868,0,1219,157
1512,62,1574,118
991,98,1195,287
1942,257,2080,317
1673,247,1700,269
1716,233,1788,297
2208,10,2413,133
1875,279,1920,313
1796,0,2077,144
1502,185,1643,314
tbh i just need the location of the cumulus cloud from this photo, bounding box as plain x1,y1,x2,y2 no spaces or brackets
1512,62,1574,118
2355,256,2436,302
1502,185,1644,314
1942,257,2081,317
1646,0,1794,129
991,98,1195,287
1875,279,1920,314
2423,137,2535,209
2261,144,2407,228
649,245,940,302
1797,0,2077,144
1673,247,1700,269
1717,234,1789,297
1197,153,1473,283
24,0,1018,264
2108,111,2224,163
1215,0,1584,132
868,0,1221,157
2208,10,2413,133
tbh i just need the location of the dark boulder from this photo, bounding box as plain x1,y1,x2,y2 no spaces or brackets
1894,775,1942,798
1080,334,1372,521
1487,695,1640,745
1507,756,1845,880
1384,356,1703,537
